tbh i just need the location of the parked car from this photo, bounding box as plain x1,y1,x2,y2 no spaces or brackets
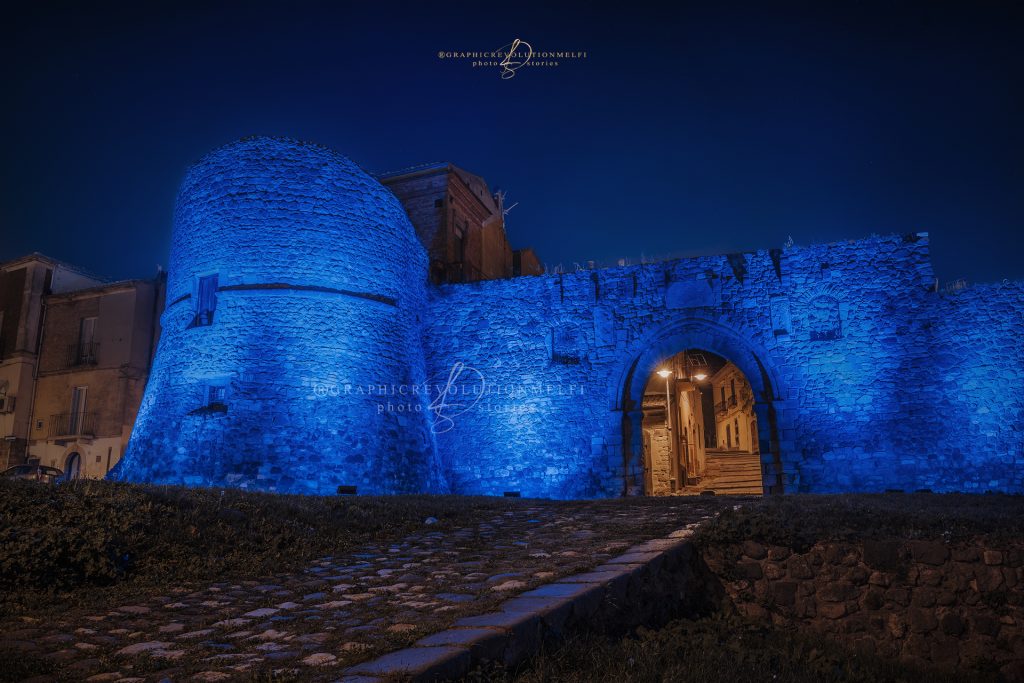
1,464,65,484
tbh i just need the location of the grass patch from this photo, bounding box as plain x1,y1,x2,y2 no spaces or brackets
466,614,994,683
694,493,1024,551
0,480,732,617
0,478,511,615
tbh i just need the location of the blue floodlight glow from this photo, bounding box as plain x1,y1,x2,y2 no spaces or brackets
111,137,1024,498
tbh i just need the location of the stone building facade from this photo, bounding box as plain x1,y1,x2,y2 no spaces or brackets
28,278,164,478
709,361,758,452
641,350,711,494
380,163,542,284
111,136,1024,498
0,254,106,469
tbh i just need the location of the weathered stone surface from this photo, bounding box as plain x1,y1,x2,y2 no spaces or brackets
707,536,1024,675
106,137,1024,498
346,646,470,678
863,540,900,570
0,506,721,682
908,541,950,566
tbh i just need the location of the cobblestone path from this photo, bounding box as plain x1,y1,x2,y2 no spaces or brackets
2,498,739,682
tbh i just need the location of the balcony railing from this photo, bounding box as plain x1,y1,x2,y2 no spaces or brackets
48,412,96,438
65,342,100,369
716,395,739,415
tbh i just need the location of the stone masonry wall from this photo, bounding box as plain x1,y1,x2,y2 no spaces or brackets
424,233,1024,497
112,136,1023,499
701,538,1024,678
114,137,444,494
912,282,1024,492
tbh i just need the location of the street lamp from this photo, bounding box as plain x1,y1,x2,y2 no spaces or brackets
693,372,707,381
656,368,678,491
657,369,673,433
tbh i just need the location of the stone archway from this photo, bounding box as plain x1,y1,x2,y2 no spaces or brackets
613,317,792,496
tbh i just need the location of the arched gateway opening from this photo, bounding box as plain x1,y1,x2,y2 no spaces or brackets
640,350,763,495
616,319,789,496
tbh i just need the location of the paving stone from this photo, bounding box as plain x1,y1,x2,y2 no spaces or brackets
116,640,172,656
416,627,508,661
0,504,723,681
346,646,470,678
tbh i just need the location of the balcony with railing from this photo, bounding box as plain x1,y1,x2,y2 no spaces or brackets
64,342,100,370
715,395,739,415
48,412,96,438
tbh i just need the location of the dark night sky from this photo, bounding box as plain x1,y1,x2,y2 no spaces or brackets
2,1,1022,284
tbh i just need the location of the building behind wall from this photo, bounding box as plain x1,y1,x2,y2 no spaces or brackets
0,254,106,470
10,137,1022,498
709,361,758,452
641,351,710,495
27,276,164,478
380,163,544,284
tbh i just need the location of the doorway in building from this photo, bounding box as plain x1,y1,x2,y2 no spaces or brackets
64,452,81,480
640,349,764,496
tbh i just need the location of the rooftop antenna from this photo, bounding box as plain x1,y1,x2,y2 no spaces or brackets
494,189,519,216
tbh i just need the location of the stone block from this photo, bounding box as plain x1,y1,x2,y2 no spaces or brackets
908,541,949,566
345,646,470,681
863,540,900,570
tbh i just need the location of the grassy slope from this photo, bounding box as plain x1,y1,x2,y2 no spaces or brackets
0,479,731,616
0,479,512,614
695,492,1024,549
471,614,986,683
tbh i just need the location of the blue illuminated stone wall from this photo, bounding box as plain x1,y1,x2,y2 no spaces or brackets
422,234,1023,497
114,136,1022,497
899,282,1024,492
112,137,445,494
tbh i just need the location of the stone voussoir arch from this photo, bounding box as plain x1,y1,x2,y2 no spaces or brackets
611,315,793,496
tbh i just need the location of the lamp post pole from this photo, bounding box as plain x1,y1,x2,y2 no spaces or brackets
657,368,678,492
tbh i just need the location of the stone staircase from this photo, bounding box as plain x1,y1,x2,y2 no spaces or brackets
696,449,763,495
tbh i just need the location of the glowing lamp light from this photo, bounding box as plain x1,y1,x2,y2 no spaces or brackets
656,369,672,379
693,373,708,381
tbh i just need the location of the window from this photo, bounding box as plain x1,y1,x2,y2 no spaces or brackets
730,379,736,399
193,274,218,327
78,316,97,363
69,386,87,434
207,385,227,406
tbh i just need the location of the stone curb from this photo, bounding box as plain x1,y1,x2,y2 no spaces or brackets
338,527,701,682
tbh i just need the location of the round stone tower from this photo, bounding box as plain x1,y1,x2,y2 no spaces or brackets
112,136,445,494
